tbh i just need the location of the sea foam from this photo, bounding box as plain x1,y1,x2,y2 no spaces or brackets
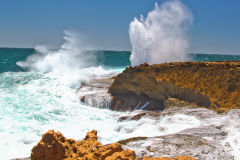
1,71,240,159
0,71,202,159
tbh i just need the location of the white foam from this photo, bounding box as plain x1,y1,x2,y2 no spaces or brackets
17,30,110,89
158,114,201,134
1,72,240,159
0,72,204,159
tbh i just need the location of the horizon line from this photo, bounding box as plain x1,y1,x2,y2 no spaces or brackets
0,46,239,56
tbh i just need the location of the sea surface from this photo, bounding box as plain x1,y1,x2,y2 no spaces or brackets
0,48,240,159
1,48,240,73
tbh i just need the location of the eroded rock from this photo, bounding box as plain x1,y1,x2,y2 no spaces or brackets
31,130,195,160
109,62,240,112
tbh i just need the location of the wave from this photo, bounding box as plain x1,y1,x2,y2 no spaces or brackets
16,30,118,89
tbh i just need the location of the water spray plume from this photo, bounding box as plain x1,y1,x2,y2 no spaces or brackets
17,30,111,88
129,0,193,66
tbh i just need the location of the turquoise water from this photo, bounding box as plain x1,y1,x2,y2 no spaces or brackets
0,48,34,72
1,48,240,73
0,48,131,73
189,53,240,62
0,48,240,159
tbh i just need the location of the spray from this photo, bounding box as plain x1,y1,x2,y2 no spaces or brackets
17,30,111,88
129,0,193,66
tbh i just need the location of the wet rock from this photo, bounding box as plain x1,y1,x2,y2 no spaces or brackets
109,62,240,112
118,111,161,122
120,128,234,160
110,91,165,112
142,156,195,160
77,78,113,108
115,106,239,159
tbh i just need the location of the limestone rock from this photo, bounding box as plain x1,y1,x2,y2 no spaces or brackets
109,62,240,112
31,130,195,160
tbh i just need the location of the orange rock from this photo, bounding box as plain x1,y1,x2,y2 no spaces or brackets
109,62,240,112
31,130,195,160
105,150,136,160
31,130,137,160
31,130,68,160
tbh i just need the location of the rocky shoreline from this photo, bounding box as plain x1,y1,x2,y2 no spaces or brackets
13,105,240,160
109,62,240,113
76,61,240,159
118,106,239,159
18,62,240,159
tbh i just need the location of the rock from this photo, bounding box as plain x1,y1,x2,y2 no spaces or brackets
109,62,240,112
31,130,195,160
118,110,161,122
142,156,195,160
77,78,113,109
120,126,234,160
31,130,69,160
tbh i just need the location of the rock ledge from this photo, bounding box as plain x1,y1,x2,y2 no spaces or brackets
109,62,240,112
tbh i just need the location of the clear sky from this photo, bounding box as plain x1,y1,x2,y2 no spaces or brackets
0,0,240,54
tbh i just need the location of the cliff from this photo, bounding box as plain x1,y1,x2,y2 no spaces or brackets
109,62,240,112
31,130,195,160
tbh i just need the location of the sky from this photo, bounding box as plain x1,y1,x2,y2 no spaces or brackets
0,0,240,54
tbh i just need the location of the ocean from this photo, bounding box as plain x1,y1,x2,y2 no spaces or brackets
1,48,240,159
1,48,240,73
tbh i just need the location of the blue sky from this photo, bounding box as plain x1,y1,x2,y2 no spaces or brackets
0,0,240,54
